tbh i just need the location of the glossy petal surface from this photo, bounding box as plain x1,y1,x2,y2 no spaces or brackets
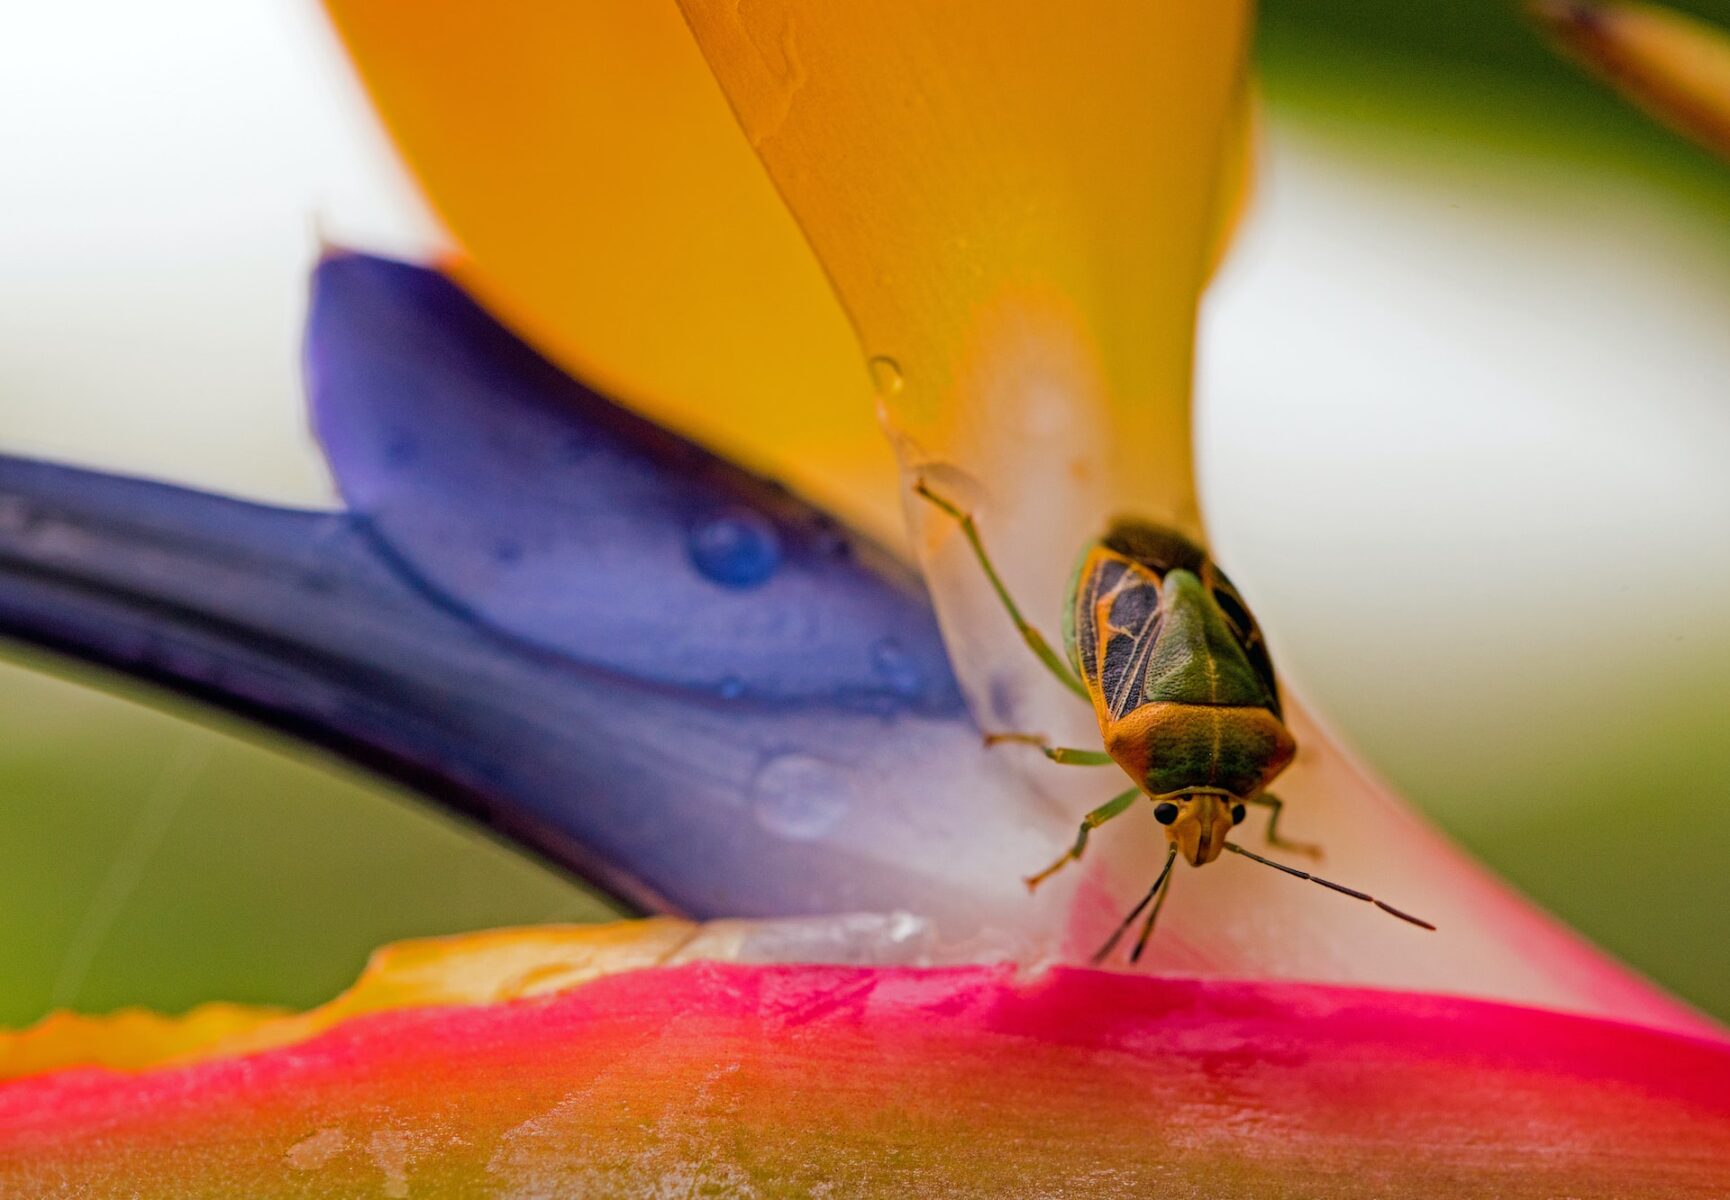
318,0,900,538
676,0,1247,529
4,940,1729,1197
675,2,1250,758
307,252,954,708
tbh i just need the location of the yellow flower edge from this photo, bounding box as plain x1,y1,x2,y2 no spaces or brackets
0,918,700,1078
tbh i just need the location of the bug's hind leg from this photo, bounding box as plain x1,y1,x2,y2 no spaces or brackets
1025,786,1139,891
1248,793,1322,860
982,732,1112,766
913,479,1090,701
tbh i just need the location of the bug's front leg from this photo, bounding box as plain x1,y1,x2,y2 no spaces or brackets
1248,792,1323,860
1025,786,1140,891
982,732,1113,766
912,479,1090,701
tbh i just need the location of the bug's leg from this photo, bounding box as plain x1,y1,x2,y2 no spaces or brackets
1248,793,1323,860
1092,844,1178,964
913,480,1090,701
1025,786,1140,891
982,732,1113,766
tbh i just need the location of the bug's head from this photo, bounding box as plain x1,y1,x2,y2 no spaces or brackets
1151,791,1245,866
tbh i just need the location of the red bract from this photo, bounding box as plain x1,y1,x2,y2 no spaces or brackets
5,961,1728,1197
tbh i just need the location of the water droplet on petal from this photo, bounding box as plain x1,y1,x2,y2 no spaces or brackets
867,355,904,397
751,753,855,841
689,509,781,588
717,675,745,700
870,638,923,698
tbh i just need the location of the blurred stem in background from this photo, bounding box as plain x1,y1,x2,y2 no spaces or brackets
1,0,1726,1023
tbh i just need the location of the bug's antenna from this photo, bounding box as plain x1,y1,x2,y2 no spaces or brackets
1129,861,1176,964
1224,843,1436,930
1092,844,1177,964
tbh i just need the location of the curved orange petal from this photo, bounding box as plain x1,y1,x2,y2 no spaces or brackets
674,0,1251,811
1535,0,1730,160
1206,79,1260,277
4,921,1729,1196
675,0,1248,542
319,0,903,538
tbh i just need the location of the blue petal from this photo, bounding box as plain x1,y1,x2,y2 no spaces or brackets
0,259,1063,933
306,253,960,714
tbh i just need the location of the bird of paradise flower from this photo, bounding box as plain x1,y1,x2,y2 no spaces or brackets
1,0,1729,1195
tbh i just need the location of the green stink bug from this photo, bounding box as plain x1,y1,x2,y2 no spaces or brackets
915,480,1433,963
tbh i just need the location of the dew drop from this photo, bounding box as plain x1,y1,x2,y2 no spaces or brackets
750,753,856,841
870,638,923,698
689,509,781,588
866,356,905,397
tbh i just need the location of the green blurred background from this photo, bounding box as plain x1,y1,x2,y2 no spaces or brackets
1,0,1727,1026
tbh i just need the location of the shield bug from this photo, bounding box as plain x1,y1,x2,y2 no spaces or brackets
915,480,1433,963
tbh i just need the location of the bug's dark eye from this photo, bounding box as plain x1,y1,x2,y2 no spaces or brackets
1231,803,1247,826
1153,802,1179,825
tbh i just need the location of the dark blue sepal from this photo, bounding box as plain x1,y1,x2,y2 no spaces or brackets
0,257,1041,929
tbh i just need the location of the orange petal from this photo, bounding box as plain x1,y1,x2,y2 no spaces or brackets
5,923,1729,1196
1534,1,1730,160
318,1,902,539
675,0,1251,746
1206,79,1261,277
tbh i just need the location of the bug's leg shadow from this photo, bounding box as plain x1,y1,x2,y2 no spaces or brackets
1248,792,1323,860
912,479,1090,701
982,732,1113,766
1025,786,1140,891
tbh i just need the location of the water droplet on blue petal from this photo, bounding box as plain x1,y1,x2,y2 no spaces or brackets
870,638,923,698
689,508,782,588
717,675,745,700
751,753,855,841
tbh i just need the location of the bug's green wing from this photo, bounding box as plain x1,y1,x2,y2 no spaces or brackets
1205,567,1281,718
1069,520,1282,720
